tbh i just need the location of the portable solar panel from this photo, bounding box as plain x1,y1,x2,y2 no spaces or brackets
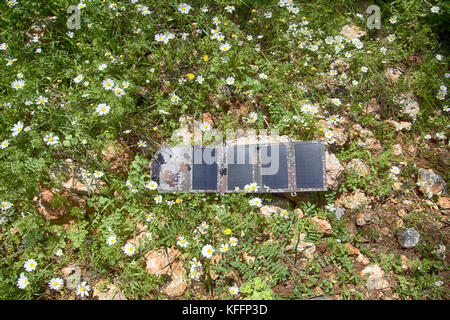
151,140,327,193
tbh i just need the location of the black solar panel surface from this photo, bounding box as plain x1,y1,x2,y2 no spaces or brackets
227,145,253,190
192,147,218,190
294,143,324,189
261,144,289,189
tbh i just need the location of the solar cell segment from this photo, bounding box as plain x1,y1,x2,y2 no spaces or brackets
294,142,325,190
227,145,254,190
260,144,289,190
192,146,218,191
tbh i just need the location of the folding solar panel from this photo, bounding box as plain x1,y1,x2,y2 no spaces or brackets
151,140,327,193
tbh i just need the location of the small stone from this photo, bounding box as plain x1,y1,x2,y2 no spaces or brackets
311,217,333,234
355,213,366,226
400,255,410,271
62,265,81,290
101,141,134,176
361,265,390,290
397,228,420,249
340,25,367,40
392,182,402,191
392,144,403,156
295,208,304,219
383,67,403,82
326,151,344,190
366,98,381,117
338,190,368,210
93,280,126,300
145,247,187,297
438,197,450,210
397,93,420,119
335,207,345,220
345,243,360,256
259,205,283,218
439,151,450,167
417,168,446,197
356,254,370,265
330,58,349,72
347,158,370,177
397,209,407,218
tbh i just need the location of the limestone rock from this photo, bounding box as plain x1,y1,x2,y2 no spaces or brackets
259,205,283,218
340,25,367,41
383,67,403,82
93,280,126,300
397,228,420,249
62,265,81,290
438,197,450,210
345,243,361,256
325,151,344,190
417,168,446,197
145,247,187,297
392,144,403,156
338,190,368,210
360,265,389,290
36,188,84,223
335,207,345,220
397,93,420,119
311,217,333,234
356,254,370,265
347,158,370,177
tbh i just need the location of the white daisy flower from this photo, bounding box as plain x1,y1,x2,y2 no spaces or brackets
390,166,400,175
178,3,192,14
93,171,104,179
1,140,9,149
219,43,231,51
431,6,440,13
11,79,25,90
229,237,238,246
144,181,158,190
96,103,110,115
102,79,115,90
24,259,37,272
123,243,136,256
76,281,91,297
107,235,117,246
73,74,84,83
48,278,64,291
154,194,162,204
177,236,189,248
113,87,125,97
43,133,59,146
226,76,235,85
35,95,48,105
229,285,239,295
201,244,215,259
11,121,24,136
17,274,29,289
249,197,262,207
219,243,229,253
